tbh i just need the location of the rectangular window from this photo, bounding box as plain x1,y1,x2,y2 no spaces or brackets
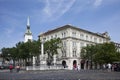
55,34,57,38
90,36,93,41
80,33,84,39
72,32,76,37
63,41,66,47
73,50,77,57
51,36,53,39
99,38,102,43
61,32,66,38
72,41,76,47
86,35,88,40
47,36,49,40
62,48,66,57
94,37,97,43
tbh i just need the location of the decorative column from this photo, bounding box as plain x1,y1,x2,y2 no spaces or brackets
40,38,46,65
53,55,56,66
32,56,35,66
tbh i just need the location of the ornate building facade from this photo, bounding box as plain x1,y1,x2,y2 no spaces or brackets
38,24,110,70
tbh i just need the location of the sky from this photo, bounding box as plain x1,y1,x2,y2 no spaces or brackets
0,0,120,50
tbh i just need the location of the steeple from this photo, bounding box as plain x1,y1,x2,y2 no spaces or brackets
24,17,33,42
25,17,32,35
27,16,30,28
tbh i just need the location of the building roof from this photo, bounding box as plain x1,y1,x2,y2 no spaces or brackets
38,24,110,39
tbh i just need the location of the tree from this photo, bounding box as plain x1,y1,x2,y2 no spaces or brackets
8,47,18,66
29,40,41,56
81,44,97,69
16,40,41,66
94,42,120,64
81,42,120,69
44,38,61,65
1,47,11,63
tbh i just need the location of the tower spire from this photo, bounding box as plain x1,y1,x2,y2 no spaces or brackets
24,16,33,42
27,16,30,27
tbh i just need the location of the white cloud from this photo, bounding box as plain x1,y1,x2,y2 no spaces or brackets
43,0,76,20
93,0,103,7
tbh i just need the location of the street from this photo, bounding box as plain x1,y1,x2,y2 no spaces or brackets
0,69,120,80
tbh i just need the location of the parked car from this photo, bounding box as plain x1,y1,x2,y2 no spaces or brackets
0,65,4,69
0,64,12,69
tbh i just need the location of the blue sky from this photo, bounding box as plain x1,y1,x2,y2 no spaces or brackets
0,0,120,50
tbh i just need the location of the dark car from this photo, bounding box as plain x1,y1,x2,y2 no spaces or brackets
0,64,10,69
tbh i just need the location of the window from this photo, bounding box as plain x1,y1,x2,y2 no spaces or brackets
73,49,77,57
72,32,76,37
99,38,102,43
90,36,93,41
94,37,97,43
51,35,53,39
55,34,57,38
80,33,84,39
63,41,66,47
47,36,49,40
72,41,76,47
62,48,66,57
64,32,66,37
86,35,88,40
61,32,66,38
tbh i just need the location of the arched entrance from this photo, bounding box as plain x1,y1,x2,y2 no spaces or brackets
62,60,66,68
73,60,77,69
81,60,85,69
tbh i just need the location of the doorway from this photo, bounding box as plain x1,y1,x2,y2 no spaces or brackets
62,60,66,68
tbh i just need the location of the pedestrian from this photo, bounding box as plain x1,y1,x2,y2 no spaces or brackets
9,64,13,73
107,63,112,72
73,64,76,70
16,65,20,72
77,64,80,71
102,64,106,71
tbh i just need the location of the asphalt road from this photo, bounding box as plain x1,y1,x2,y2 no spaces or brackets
0,69,120,80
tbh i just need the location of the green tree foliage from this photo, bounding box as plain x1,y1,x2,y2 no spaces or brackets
8,47,18,65
81,42,120,66
81,44,97,69
16,41,30,60
94,42,120,64
1,48,11,62
1,39,41,66
44,38,61,65
29,40,41,56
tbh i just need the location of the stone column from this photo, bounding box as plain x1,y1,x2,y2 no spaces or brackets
33,56,35,66
40,38,46,65
53,55,56,66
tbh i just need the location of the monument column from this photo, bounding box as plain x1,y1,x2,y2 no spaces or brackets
40,38,46,65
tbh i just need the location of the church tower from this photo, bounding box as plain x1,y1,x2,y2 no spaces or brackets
24,17,33,42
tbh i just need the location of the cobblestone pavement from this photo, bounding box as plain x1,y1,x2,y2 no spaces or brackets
0,69,120,80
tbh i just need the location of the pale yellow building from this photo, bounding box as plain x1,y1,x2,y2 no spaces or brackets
38,24,110,70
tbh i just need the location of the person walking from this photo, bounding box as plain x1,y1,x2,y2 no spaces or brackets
16,65,20,72
9,64,13,73
107,63,112,72
77,64,80,71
